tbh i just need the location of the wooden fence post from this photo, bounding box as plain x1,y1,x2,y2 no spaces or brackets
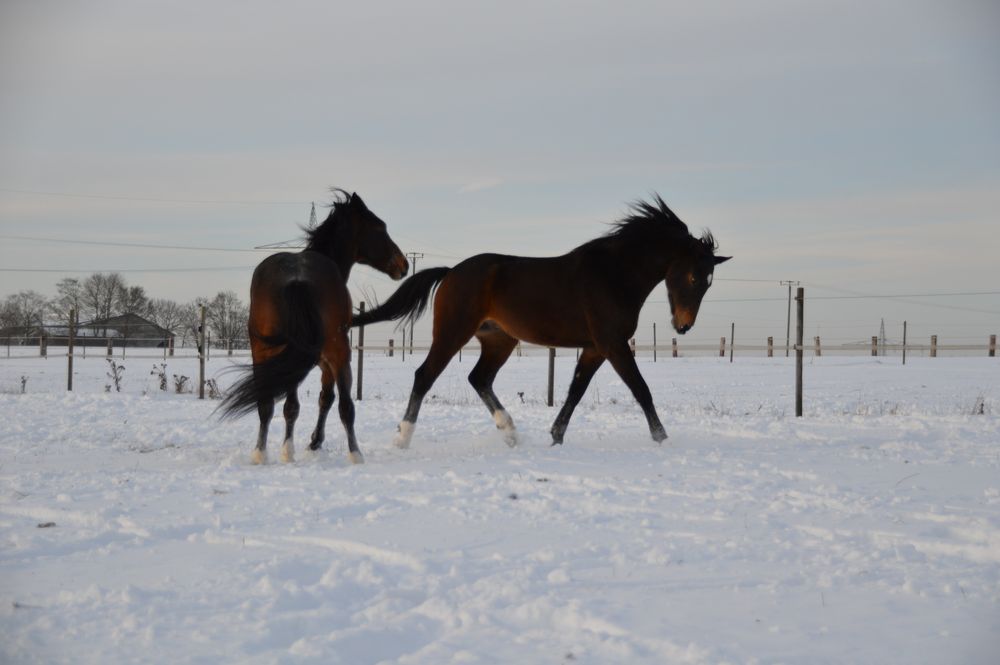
719,337,726,358
388,338,394,357
169,335,175,357
767,336,773,358
990,334,996,358
227,338,233,357
40,334,47,357
107,337,113,357
67,309,75,391
814,336,821,357
672,337,678,358
356,302,365,401
198,305,206,399
930,334,937,358
547,347,555,407
871,336,878,357
796,287,804,417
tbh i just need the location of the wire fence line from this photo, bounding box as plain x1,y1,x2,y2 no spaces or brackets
2,334,997,361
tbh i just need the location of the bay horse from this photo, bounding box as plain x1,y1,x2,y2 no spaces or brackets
353,194,729,448
219,191,408,465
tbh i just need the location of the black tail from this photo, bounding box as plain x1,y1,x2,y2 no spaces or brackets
352,266,450,329
217,281,323,420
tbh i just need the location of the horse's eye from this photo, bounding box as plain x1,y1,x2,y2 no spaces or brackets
688,274,696,286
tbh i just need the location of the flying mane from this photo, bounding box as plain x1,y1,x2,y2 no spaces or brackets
581,193,717,255
303,189,352,252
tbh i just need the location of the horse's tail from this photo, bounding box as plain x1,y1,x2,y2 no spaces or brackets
217,281,323,420
352,266,451,329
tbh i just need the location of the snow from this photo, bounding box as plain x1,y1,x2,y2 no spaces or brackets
1,351,998,663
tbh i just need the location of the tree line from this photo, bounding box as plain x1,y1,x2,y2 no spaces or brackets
0,273,248,347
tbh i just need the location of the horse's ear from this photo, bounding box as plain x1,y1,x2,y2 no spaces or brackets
350,192,367,209
714,255,731,265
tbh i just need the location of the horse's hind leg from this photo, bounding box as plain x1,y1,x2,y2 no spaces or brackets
308,363,335,452
280,387,300,462
550,346,605,445
468,325,519,446
252,398,274,465
333,363,363,464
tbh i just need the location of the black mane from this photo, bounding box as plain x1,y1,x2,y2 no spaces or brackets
588,194,717,255
303,188,351,252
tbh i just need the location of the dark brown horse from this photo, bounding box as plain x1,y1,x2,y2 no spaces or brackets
353,195,729,448
219,191,408,464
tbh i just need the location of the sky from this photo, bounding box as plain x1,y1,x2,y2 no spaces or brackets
1,0,998,349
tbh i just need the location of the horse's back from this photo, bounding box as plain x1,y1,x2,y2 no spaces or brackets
249,251,351,341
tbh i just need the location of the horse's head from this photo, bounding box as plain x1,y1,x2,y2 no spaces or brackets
343,192,409,280
665,233,730,334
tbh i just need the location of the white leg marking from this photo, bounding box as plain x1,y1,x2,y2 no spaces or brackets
281,438,295,463
394,421,415,449
348,450,365,465
494,409,519,447
251,448,268,465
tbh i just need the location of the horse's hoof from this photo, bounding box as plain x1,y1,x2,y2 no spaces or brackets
348,450,365,465
550,439,564,447
502,430,519,448
394,421,415,449
280,440,295,463
251,449,267,465
652,431,669,444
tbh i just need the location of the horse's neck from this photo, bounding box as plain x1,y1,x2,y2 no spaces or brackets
319,223,356,279
616,234,677,293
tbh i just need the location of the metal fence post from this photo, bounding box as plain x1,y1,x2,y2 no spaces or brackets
795,287,804,417
547,347,555,407
198,305,206,400
67,309,75,391
356,302,365,400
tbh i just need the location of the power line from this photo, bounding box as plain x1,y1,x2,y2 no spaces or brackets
0,266,253,274
0,235,266,253
0,187,304,205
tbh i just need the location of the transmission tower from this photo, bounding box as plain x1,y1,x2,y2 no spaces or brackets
307,202,317,230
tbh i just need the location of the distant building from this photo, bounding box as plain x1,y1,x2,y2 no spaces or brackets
75,313,174,348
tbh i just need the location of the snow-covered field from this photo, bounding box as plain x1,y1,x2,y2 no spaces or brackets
1,350,998,664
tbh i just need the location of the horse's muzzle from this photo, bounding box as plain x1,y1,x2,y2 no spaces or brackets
390,256,410,280
671,308,696,334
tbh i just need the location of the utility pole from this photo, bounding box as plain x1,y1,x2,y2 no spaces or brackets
405,252,424,354
780,280,799,357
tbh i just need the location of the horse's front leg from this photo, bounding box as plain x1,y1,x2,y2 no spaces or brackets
605,343,667,443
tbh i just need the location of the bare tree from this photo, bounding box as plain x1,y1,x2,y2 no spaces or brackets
49,277,84,323
179,300,204,349
117,285,151,319
81,272,126,334
148,298,187,336
1,290,49,340
205,291,249,348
